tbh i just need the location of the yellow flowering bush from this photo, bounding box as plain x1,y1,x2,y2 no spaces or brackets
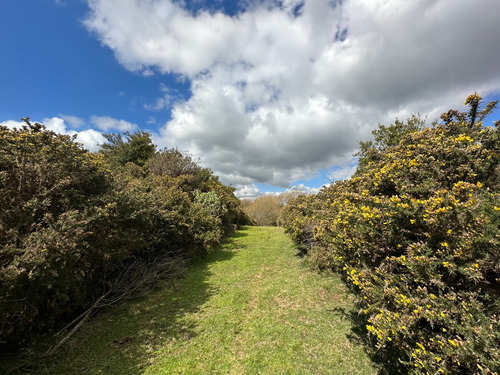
282,95,500,374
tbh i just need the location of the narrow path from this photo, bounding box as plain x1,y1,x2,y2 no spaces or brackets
37,226,378,374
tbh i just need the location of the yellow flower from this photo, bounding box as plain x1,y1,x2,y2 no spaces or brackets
440,242,448,247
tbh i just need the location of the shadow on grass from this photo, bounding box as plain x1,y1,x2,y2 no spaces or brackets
330,305,409,375
2,229,246,375
229,229,249,239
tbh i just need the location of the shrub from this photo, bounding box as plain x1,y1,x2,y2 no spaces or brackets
0,121,247,351
0,121,114,348
282,95,500,374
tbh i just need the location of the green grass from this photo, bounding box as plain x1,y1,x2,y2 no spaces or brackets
8,226,378,374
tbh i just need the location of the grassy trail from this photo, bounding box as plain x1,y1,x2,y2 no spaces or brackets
31,226,378,374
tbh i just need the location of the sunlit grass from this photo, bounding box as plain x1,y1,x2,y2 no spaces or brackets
15,226,378,374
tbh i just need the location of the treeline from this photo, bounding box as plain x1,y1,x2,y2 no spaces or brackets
0,121,248,351
282,95,500,374
241,192,305,226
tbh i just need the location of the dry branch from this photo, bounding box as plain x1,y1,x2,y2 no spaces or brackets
46,253,187,355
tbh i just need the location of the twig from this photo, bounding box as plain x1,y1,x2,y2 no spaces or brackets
45,253,187,355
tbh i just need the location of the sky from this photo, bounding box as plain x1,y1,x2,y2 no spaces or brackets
1,0,500,198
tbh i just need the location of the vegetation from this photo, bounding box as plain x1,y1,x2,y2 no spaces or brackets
282,95,500,374
0,120,247,353
242,192,305,226
5,227,377,375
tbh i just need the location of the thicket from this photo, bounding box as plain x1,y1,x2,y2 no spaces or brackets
282,95,500,374
242,192,305,226
0,120,247,352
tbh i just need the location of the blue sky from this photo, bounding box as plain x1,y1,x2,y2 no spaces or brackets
1,0,499,198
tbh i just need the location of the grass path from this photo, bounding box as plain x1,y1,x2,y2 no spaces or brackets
31,226,378,374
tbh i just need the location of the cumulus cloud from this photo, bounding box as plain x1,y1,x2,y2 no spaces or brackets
0,117,106,152
285,184,322,195
59,114,85,128
84,0,500,192
90,115,138,132
234,184,261,199
327,163,358,182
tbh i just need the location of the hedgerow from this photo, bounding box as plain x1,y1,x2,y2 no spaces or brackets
0,121,247,351
282,95,500,374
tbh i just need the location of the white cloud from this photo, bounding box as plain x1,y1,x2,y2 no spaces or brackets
90,115,139,132
285,184,321,195
234,184,261,199
0,117,106,152
84,0,500,188
59,114,85,128
0,120,26,129
234,182,321,200
327,163,358,182
68,129,107,152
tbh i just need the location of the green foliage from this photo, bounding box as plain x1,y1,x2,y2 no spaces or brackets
0,121,246,351
148,148,204,178
0,121,114,348
282,95,500,374
99,131,156,168
355,114,426,175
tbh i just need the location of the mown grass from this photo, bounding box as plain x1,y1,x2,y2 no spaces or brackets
5,226,378,374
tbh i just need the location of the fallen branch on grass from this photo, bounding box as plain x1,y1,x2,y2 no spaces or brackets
46,253,187,355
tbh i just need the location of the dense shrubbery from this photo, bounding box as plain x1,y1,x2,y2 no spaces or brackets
0,121,247,351
282,95,500,374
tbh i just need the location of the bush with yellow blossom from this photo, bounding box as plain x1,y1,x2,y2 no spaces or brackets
282,94,499,374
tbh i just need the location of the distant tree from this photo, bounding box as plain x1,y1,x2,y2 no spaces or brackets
99,131,155,168
243,195,283,226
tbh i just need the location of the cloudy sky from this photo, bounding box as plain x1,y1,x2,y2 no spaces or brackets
1,0,500,198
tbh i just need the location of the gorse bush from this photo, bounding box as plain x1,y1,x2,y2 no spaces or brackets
0,121,247,351
282,95,500,374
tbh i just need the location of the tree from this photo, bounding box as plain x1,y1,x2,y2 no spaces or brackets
99,131,155,168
